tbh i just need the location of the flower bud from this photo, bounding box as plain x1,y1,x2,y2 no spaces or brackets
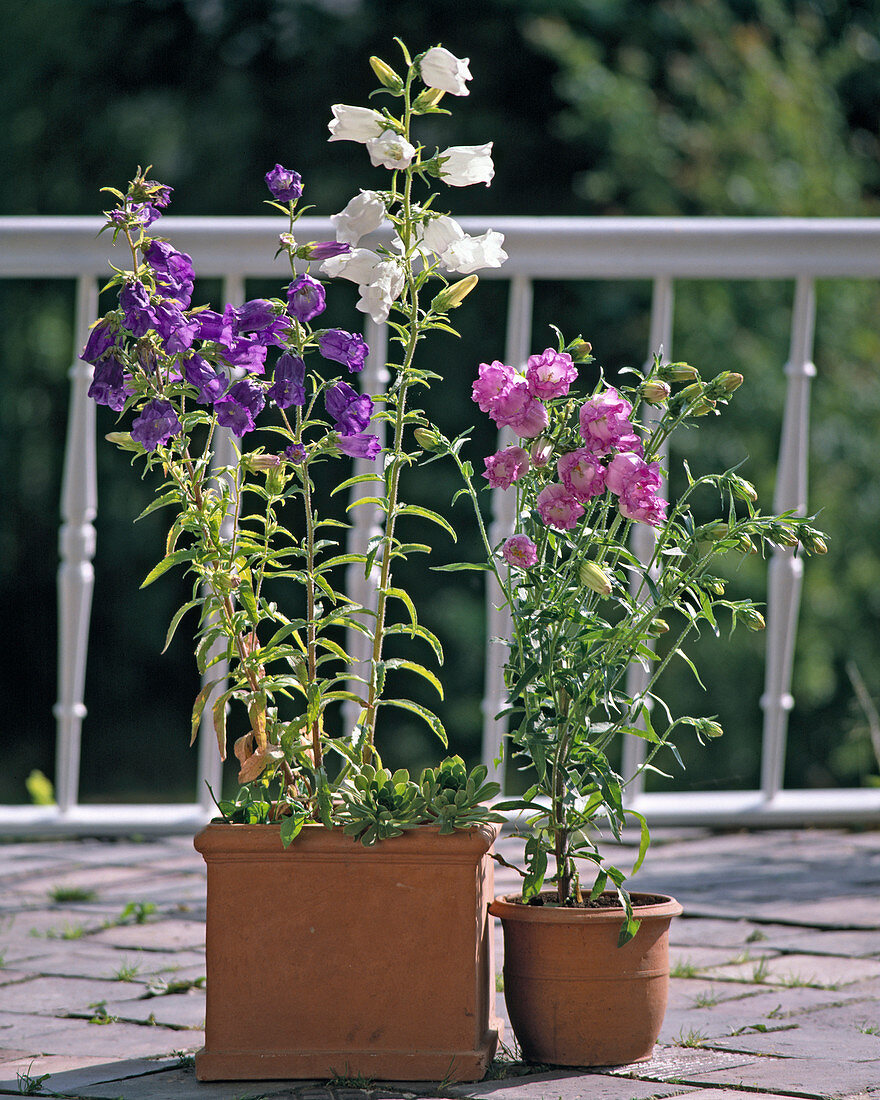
370,55,404,93
736,534,756,554
530,437,553,467
648,618,669,636
697,718,723,741
691,399,716,416
720,371,743,394
695,521,729,541
659,362,699,383
565,338,593,363
413,87,446,111
578,560,612,596
241,452,282,474
702,576,726,596
742,608,766,631
105,431,142,452
798,525,828,554
640,380,671,405
769,523,799,548
431,274,478,312
705,371,744,399
265,465,288,496
413,427,443,452
726,474,758,503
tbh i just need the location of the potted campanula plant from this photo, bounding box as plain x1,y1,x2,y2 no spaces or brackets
84,41,506,1082
437,335,827,1067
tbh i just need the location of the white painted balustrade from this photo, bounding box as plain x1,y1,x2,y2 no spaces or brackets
2,215,880,835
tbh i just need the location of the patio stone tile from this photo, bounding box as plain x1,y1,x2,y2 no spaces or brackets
682,1054,880,1098
0,1014,200,1059
666,978,765,1011
670,1091,823,1100
739,896,880,930
87,917,205,951
101,991,205,1029
705,952,880,988
4,946,203,984
670,945,764,972
758,928,880,957
707,1022,880,1059
0,975,145,1015
4,866,165,901
70,1065,303,1099
0,1054,179,1094
709,984,875,1019
452,1071,689,1100
670,918,794,948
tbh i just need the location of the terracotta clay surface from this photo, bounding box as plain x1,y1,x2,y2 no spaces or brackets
194,822,501,1081
490,891,682,1067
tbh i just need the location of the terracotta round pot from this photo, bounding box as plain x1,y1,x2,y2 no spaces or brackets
489,891,682,1067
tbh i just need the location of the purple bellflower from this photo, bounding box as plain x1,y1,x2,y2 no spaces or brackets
286,275,326,323
215,378,266,437
131,399,181,450
325,381,373,436
267,353,306,409
265,164,303,202
318,329,369,373
88,354,128,412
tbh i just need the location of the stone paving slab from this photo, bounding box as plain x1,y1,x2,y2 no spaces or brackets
0,975,146,1015
88,918,206,951
0,1054,180,1095
707,1021,880,1059
705,952,880,988
680,1054,880,1098
101,991,205,1029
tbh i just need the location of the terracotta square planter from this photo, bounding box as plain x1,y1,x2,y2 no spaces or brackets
194,822,502,1081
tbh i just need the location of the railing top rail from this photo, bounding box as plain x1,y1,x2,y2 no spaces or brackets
2,216,880,280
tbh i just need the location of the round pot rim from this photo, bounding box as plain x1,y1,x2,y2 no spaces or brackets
489,891,683,923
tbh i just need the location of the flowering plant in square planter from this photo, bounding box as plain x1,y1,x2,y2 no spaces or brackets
83,40,507,838
83,40,511,1083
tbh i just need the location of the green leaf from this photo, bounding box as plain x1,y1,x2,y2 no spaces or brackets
380,698,447,746
162,599,201,654
189,677,225,747
135,491,181,522
430,562,491,572
394,503,457,542
382,586,418,631
279,813,306,848
330,473,386,497
212,688,235,760
140,549,197,589
629,809,651,875
384,622,443,663
384,658,444,699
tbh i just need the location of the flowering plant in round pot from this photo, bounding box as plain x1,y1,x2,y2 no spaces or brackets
442,334,827,1066
83,41,506,1081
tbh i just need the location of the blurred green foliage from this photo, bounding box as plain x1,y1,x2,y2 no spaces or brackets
2,0,879,803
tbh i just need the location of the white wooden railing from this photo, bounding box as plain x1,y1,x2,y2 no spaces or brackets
2,215,880,835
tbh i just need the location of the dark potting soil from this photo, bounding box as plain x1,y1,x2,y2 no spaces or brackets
525,891,669,909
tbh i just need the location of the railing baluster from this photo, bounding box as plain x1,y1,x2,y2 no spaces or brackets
482,277,534,786
760,277,816,800
196,275,245,809
343,319,390,738
54,276,99,813
623,277,675,798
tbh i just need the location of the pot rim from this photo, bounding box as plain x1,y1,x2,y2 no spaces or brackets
488,891,683,923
